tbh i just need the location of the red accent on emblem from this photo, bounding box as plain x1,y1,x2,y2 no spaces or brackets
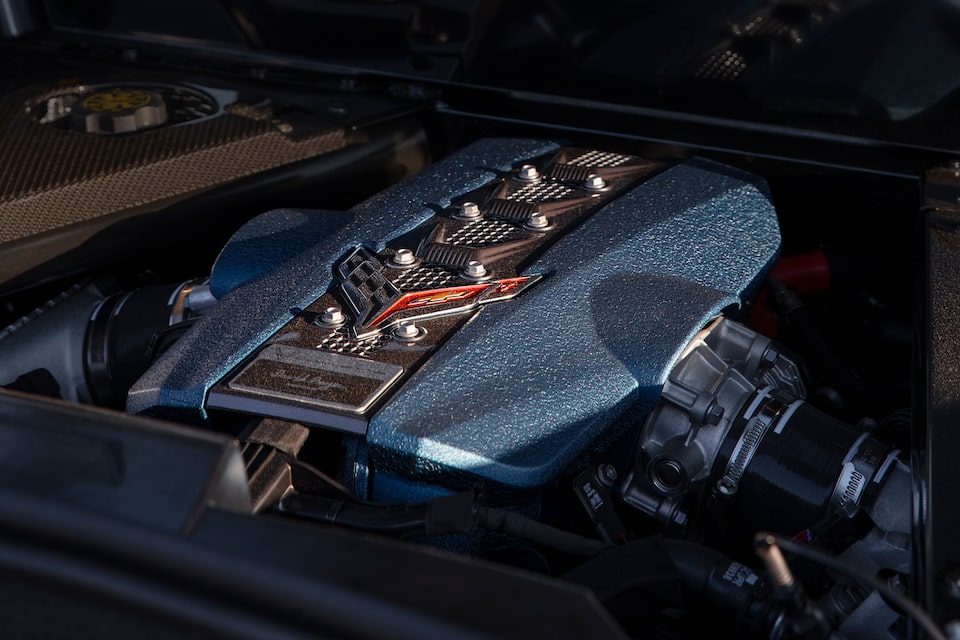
368,285,488,327
368,276,534,328
487,277,530,296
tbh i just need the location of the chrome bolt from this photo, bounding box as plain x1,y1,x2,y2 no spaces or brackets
584,174,606,191
394,320,422,341
525,212,550,230
319,306,346,326
457,201,482,219
392,248,417,267
517,164,540,182
463,260,489,279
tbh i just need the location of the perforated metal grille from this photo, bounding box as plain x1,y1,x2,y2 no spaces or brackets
0,84,347,244
316,328,388,357
696,50,747,81
508,181,574,203
733,14,797,41
447,218,522,247
567,150,633,168
393,265,461,291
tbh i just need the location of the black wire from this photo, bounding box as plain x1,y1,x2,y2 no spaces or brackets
476,506,612,557
283,457,614,555
769,534,946,640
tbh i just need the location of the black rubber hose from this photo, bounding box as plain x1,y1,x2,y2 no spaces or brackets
766,276,908,409
277,483,612,557
278,492,431,537
562,537,778,636
767,277,863,400
475,506,611,557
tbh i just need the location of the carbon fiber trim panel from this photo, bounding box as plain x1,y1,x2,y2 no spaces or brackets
0,82,347,244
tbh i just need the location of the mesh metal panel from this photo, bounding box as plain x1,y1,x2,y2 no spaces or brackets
696,50,748,81
733,13,795,40
567,150,634,168
508,181,574,203
447,218,522,247
0,85,347,244
393,265,461,291
316,327,388,357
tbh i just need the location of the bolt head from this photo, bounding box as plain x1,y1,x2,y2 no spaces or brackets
597,464,618,487
319,306,345,326
458,202,481,219
761,347,779,366
704,402,724,426
517,164,540,182
463,260,489,279
584,174,606,190
393,320,423,341
392,248,417,266
525,212,550,230
717,479,737,496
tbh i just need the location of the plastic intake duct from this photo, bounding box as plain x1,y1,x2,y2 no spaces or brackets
622,317,904,539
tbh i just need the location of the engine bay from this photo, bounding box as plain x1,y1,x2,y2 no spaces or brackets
0,41,935,639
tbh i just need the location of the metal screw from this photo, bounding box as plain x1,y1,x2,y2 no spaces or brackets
597,464,618,487
319,306,346,326
462,260,489,280
517,164,540,182
394,320,422,341
457,202,482,219
584,174,606,191
525,212,551,230
392,248,417,267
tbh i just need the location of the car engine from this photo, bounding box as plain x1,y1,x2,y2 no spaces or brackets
0,62,928,640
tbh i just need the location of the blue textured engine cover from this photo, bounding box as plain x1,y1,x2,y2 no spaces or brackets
128,139,779,503
366,158,780,500
127,139,560,415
